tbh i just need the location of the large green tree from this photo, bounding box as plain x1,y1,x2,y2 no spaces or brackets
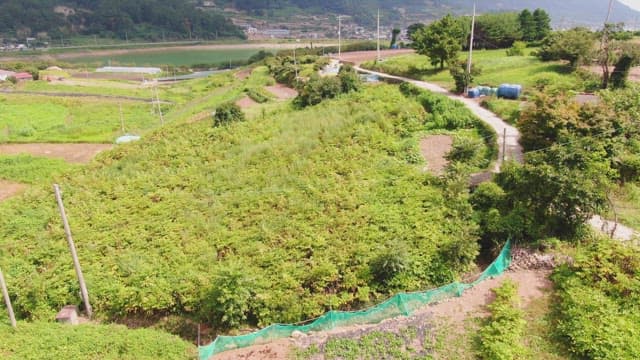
537,27,596,68
532,8,552,40
518,9,536,42
411,14,465,69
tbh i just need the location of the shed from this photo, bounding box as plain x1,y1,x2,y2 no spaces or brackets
14,72,34,81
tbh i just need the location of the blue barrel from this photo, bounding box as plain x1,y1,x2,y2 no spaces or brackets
478,86,491,96
468,88,480,98
497,84,522,99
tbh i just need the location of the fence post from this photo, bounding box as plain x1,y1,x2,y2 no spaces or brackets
0,266,17,328
53,184,92,318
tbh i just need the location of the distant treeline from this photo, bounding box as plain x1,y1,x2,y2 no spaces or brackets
0,0,245,41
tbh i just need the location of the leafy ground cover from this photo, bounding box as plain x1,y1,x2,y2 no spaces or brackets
551,238,640,359
0,321,196,359
0,94,160,143
362,49,583,92
0,83,488,335
0,155,78,184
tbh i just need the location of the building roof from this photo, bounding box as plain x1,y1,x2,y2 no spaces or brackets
0,69,16,76
14,72,33,79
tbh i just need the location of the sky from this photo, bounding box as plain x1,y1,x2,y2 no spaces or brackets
618,0,640,11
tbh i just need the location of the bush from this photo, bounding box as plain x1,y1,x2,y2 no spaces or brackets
369,249,408,285
505,41,526,56
477,280,527,360
213,102,245,127
245,88,269,103
199,264,255,329
248,50,274,64
446,136,482,163
294,75,342,107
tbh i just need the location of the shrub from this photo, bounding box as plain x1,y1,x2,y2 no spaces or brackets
477,280,527,360
506,41,526,56
248,50,274,64
199,264,255,329
294,75,342,107
446,136,482,163
337,64,362,93
245,88,269,103
369,250,408,285
213,102,245,127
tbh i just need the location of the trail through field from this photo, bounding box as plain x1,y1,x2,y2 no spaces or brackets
236,96,259,109
210,268,552,360
0,180,26,202
0,143,112,163
265,84,298,100
353,65,638,240
420,135,452,175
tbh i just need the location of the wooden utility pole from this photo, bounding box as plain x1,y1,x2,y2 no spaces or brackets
53,184,92,318
465,1,477,95
376,9,381,61
119,103,125,134
338,15,342,60
600,0,615,88
0,266,16,328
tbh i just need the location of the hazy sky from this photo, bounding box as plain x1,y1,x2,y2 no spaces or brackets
618,0,640,11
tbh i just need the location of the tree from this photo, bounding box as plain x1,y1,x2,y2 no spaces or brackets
449,59,481,93
537,27,595,68
390,28,401,48
411,14,464,69
532,8,552,40
406,23,426,41
518,9,536,42
213,102,245,127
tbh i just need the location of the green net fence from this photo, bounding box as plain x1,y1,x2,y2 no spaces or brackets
199,240,512,360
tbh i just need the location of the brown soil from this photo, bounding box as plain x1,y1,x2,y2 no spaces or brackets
265,84,298,100
0,143,113,163
235,68,253,80
0,180,26,201
585,65,640,83
207,269,552,360
336,49,415,65
236,96,259,109
420,135,453,175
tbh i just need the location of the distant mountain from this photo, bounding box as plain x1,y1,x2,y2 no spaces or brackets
218,0,640,28
0,0,245,41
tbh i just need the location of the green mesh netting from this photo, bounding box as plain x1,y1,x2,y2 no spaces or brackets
199,240,512,360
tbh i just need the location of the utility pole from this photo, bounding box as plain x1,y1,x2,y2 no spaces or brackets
465,1,476,95
338,15,342,60
600,0,615,88
53,184,92,319
0,266,16,328
154,86,164,125
293,47,299,83
377,9,381,62
119,103,125,134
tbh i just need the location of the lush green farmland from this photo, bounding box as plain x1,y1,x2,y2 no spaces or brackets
0,155,78,184
0,83,487,333
0,94,160,143
0,321,196,359
363,48,587,92
65,48,261,67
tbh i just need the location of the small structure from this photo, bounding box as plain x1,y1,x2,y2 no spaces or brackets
115,134,141,144
56,305,80,325
14,72,34,82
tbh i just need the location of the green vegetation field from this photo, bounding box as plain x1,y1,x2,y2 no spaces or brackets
0,76,491,336
0,321,196,359
0,155,78,184
363,48,587,92
65,48,261,67
0,94,160,143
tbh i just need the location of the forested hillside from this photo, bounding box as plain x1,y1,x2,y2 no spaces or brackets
0,0,244,40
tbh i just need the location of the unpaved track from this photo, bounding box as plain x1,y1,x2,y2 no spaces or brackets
420,135,452,175
0,143,112,163
0,180,26,201
354,65,522,171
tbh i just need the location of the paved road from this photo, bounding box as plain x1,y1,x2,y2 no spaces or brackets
353,65,637,242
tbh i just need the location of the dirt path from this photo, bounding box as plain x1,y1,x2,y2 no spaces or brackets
209,269,551,360
420,135,453,175
236,96,259,109
353,65,522,172
0,180,26,201
265,84,298,100
0,143,113,163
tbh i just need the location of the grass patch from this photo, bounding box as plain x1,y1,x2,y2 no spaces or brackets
0,94,160,143
0,155,78,184
480,98,522,125
363,49,580,92
609,182,640,230
63,48,260,67
0,321,196,359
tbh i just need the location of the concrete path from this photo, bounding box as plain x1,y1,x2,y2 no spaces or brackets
353,65,637,242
